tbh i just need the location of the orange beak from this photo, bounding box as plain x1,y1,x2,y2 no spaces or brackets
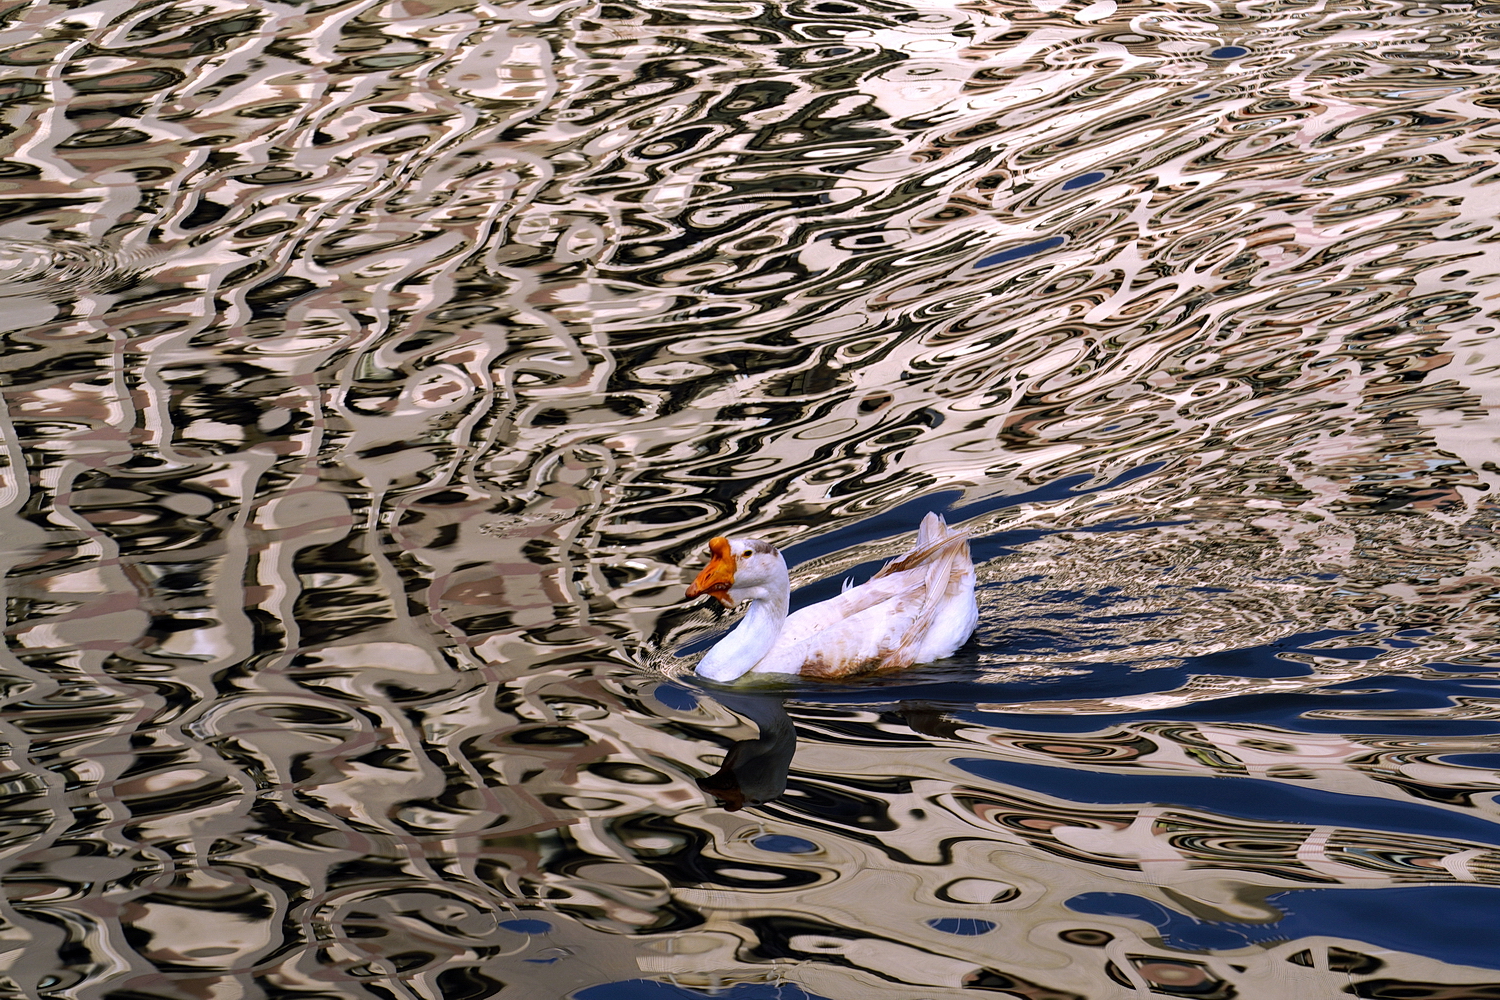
686,536,737,608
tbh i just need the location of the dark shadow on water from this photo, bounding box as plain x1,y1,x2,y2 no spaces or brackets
694,690,796,812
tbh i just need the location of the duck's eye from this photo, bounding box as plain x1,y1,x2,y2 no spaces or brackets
742,551,752,558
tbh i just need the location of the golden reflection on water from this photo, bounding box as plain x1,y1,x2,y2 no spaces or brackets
2,0,1500,996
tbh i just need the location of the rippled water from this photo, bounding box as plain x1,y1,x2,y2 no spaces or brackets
4,0,1500,996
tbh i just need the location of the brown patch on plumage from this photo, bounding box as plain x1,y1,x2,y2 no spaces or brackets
795,635,927,679
801,653,885,680
800,654,840,680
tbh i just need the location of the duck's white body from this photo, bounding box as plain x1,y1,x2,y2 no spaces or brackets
687,513,978,682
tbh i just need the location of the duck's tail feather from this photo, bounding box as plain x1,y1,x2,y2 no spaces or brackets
883,517,976,668
915,511,946,548
876,512,969,579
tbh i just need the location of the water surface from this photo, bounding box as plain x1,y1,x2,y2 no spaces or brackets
3,0,1500,997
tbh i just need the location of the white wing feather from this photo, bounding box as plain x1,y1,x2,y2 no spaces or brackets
751,513,977,677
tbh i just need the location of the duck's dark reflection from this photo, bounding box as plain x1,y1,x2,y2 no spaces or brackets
696,690,796,812
896,700,967,740
694,692,970,812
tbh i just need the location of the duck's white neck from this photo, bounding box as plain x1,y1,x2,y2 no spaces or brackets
696,583,789,683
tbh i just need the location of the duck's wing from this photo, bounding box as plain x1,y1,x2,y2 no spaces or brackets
758,513,977,677
755,585,929,677
778,571,913,648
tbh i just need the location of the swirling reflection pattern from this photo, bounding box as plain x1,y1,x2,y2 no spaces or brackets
4,0,1500,996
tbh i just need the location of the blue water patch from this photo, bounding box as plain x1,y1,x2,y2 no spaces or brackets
576,981,831,1000
1062,172,1106,190
1066,886,1500,971
500,918,552,934
1208,46,1248,58
1067,893,1272,951
927,917,996,936
975,236,1065,269
1431,661,1500,673
754,834,819,854
951,754,1500,847
652,683,699,711
1442,753,1500,770
1178,628,1383,680
923,670,1500,737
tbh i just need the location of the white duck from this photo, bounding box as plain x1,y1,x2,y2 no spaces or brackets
685,513,978,682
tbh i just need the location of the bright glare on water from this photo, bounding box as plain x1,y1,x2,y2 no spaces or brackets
3,0,1500,997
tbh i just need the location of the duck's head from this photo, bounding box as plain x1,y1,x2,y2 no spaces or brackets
686,536,784,607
